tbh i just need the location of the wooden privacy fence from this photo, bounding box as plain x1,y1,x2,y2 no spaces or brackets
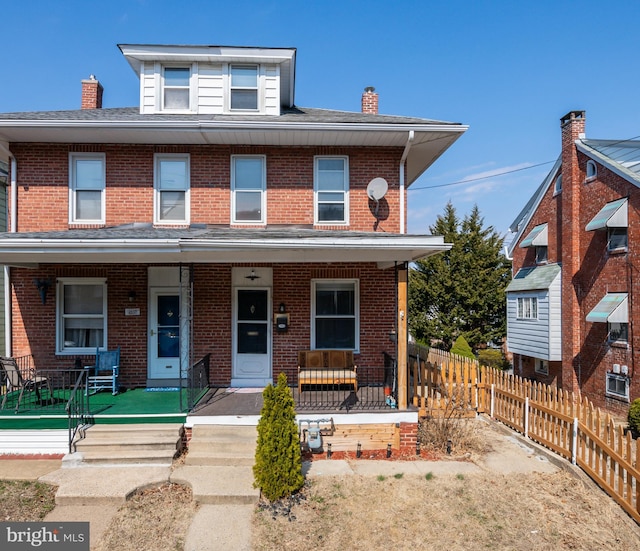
407,347,640,523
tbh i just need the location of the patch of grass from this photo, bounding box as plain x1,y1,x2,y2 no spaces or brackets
456,474,465,480
393,473,404,479
425,472,434,481
377,475,386,481
0,480,56,521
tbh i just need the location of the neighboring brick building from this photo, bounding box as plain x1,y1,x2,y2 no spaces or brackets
506,111,640,413
0,44,466,404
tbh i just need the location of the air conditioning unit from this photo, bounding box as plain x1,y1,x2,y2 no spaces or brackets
612,363,620,374
621,365,629,375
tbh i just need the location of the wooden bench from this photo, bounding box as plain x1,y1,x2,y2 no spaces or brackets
297,350,357,393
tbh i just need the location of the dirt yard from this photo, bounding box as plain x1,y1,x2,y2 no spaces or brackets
3,420,640,550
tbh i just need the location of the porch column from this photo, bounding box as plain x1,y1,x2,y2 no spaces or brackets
397,263,408,410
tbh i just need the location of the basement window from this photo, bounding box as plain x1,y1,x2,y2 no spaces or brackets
606,373,629,401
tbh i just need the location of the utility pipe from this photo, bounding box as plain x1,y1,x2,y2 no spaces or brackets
399,130,414,235
0,144,15,356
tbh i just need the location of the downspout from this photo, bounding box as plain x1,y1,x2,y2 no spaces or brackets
399,130,414,235
0,143,15,356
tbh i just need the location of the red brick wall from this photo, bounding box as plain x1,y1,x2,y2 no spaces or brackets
510,115,640,413
10,262,396,389
10,144,404,233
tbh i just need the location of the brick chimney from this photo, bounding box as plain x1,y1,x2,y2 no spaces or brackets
361,86,378,114
81,75,103,109
559,110,586,395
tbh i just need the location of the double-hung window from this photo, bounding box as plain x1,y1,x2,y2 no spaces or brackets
154,154,190,224
517,296,538,319
162,67,191,110
230,65,258,110
69,153,105,224
606,373,629,400
315,157,348,224
232,156,265,223
57,278,107,354
312,280,359,350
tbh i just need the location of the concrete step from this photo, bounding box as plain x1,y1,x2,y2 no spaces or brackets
74,449,177,466
185,424,257,466
70,423,183,466
171,465,260,505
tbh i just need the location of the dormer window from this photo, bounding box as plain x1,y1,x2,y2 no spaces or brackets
230,65,258,110
586,160,597,182
163,67,190,110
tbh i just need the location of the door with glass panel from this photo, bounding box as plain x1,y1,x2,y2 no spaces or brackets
232,288,271,385
148,289,180,379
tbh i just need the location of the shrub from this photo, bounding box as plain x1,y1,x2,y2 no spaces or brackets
628,398,640,434
253,373,304,501
450,335,475,360
477,349,510,370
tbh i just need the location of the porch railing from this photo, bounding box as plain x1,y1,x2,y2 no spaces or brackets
66,369,90,453
180,353,210,412
295,363,396,412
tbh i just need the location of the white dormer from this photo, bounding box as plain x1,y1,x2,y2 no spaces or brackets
118,44,296,116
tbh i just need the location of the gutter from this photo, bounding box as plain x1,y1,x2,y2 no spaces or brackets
399,131,414,234
0,142,15,356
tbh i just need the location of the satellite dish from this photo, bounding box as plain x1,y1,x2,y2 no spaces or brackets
366,177,388,201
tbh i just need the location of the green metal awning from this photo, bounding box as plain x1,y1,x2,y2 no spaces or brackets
586,293,628,323
585,198,627,231
506,264,561,292
520,223,548,248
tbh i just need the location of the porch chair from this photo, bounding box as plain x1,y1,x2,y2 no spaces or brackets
86,347,120,395
0,356,52,411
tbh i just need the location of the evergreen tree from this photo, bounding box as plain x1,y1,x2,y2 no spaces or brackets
450,335,475,360
409,202,511,351
253,372,304,501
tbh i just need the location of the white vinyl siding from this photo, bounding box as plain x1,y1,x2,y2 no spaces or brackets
139,60,281,116
507,284,562,361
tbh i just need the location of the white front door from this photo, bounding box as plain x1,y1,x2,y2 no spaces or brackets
148,288,181,380
232,288,272,386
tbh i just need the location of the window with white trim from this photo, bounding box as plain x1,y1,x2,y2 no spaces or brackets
312,280,359,350
56,278,107,354
162,67,191,110
230,65,258,110
154,154,190,224
606,372,629,400
608,227,628,252
517,296,538,319
608,322,628,344
69,153,105,224
314,157,349,224
232,156,265,223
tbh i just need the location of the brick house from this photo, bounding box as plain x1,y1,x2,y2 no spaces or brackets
506,110,640,413
0,44,466,408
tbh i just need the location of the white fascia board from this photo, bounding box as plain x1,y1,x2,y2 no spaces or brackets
576,141,640,188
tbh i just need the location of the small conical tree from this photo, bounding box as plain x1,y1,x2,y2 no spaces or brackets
253,372,304,501
450,335,475,360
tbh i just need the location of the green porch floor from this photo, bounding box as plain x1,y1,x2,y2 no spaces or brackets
0,388,190,429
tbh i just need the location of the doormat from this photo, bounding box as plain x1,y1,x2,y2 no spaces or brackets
225,388,264,394
145,387,180,392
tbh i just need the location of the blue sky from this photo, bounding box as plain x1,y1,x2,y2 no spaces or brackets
2,1,640,241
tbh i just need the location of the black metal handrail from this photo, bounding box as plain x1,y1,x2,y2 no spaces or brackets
180,353,210,412
66,369,89,453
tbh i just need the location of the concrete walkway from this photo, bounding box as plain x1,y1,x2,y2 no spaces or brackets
1,419,566,550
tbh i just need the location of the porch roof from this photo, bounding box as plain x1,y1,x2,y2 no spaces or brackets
0,225,451,269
